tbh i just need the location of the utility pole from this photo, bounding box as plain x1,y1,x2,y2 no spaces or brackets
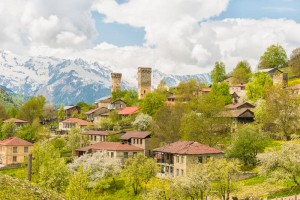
27,154,32,181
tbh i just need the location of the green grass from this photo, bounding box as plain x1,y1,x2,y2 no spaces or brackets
267,187,300,198
0,167,27,180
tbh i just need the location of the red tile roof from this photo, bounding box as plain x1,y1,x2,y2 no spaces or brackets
121,131,150,140
61,118,92,126
84,130,109,136
3,118,28,123
118,107,139,115
76,142,144,152
225,102,255,110
152,141,223,155
0,137,33,146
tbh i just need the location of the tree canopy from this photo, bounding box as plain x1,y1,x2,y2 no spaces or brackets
289,47,300,77
258,44,288,69
211,61,226,84
231,61,252,84
246,72,273,102
140,91,166,116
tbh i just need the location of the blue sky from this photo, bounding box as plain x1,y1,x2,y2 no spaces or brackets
93,0,300,47
1,0,300,76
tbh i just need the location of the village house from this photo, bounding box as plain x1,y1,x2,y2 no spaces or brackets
199,88,211,96
3,118,29,127
221,102,255,123
120,131,151,156
118,106,139,117
84,130,109,144
58,118,92,132
0,137,33,166
75,141,144,163
64,105,81,119
258,67,288,87
95,96,111,108
152,141,224,177
85,107,109,122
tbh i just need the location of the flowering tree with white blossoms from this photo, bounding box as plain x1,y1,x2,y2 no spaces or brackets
132,113,152,131
69,151,122,188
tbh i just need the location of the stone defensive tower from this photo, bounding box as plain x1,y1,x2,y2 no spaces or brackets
111,73,122,92
138,67,152,99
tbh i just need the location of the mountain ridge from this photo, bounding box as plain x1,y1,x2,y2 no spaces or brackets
0,50,210,105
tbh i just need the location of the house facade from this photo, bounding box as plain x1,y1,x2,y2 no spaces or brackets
3,118,29,127
75,142,144,163
59,118,92,131
64,106,81,119
84,130,109,144
85,107,110,122
0,137,33,165
120,131,151,156
152,141,224,177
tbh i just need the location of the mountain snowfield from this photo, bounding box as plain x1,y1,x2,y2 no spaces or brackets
0,50,210,105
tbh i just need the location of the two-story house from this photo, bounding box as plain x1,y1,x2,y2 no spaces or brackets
3,118,29,127
120,131,151,156
59,118,92,132
0,137,33,165
75,142,144,164
84,130,109,144
152,141,224,177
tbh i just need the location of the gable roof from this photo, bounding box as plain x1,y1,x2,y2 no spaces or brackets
258,68,283,73
64,105,80,110
152,141,223,155
118,107,139,115
61,118,92,126
220,108,254,118
121,131,151,140
225,102,255,110
76,142,144,152
84,107,109,115
84,130,109,136
0,137,33,146
3,118,28,123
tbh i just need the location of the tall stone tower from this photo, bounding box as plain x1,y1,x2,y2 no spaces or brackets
111,73,122,93
138,67,152,99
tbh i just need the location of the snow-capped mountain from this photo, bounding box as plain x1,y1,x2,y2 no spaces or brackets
0,50,210,105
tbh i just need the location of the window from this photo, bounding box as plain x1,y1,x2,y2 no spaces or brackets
181,156,184,163
166,154,170,160
170,167,173,174
111,152,114,158
176,156,179,163
13,156,17,163
176,169,179,176
13,146,17,153
124,152,128,158
181,169,184,176
133,152,137,157
206,156,211,161
24,147,28,153
166,166,169,172
198,156,203,163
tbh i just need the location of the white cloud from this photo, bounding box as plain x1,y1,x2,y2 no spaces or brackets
1,0,300,79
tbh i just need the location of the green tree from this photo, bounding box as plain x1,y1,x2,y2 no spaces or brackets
211,61,226,84
254,85,300,139
258,44,288,69
152,103,188,147
57,104,66,121
132,113,152,131
289,47,300,77
66,165,90,200
32,141,69,192
112,90,139,106
231,61,252,84
0,122,18,139
246,72,273,102
122,154,158,195
18,96,46,123
140,91,166,116
208,158,240,200
181,93,230,146
210,82,232,104
227,124,269,165
260,143,300,189
67,127,87,155
0,105,8,120
17,124,38,143
174,79,203,101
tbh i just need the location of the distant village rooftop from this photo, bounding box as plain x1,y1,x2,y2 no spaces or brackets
0,137,33,146
121,131,151,140
76,142,144,152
